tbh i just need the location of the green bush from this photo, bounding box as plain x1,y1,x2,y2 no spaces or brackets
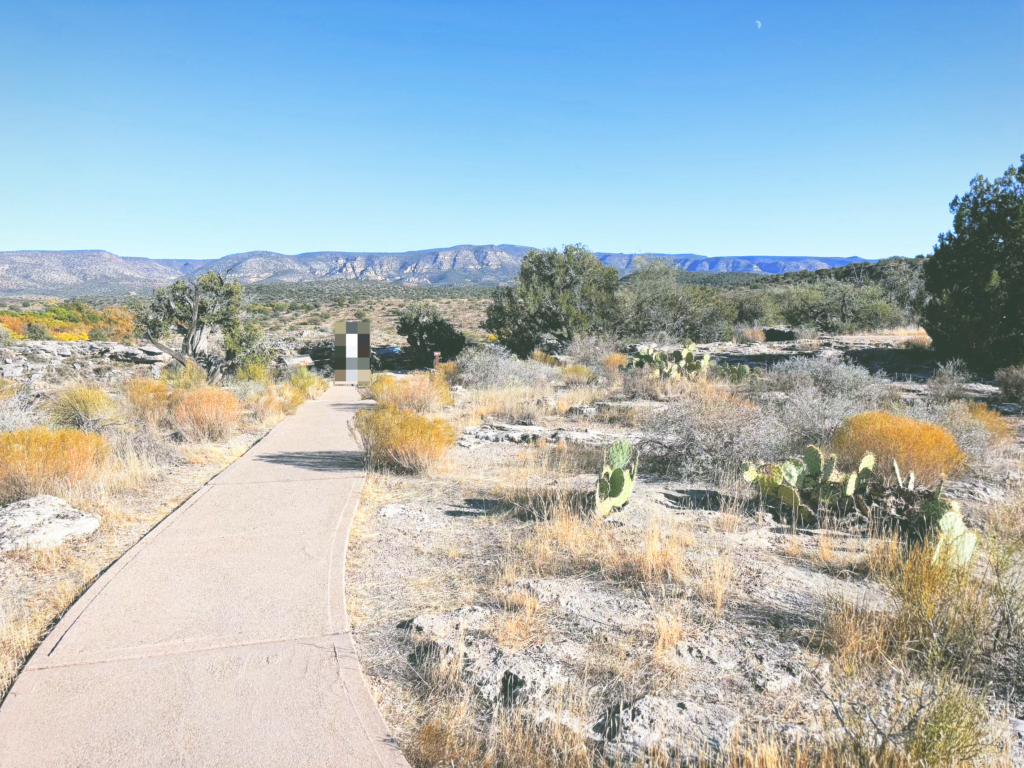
484,245,620,358
923,154,1024,369
396,304,466,367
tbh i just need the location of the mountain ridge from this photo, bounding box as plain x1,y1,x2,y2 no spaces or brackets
0,246,871,295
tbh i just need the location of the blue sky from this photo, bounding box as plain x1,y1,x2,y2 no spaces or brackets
1,1,1022,261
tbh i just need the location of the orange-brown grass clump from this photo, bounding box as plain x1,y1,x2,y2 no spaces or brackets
832,411,964,486
169,387,243,442
354,405,456,473
966,403,1014,444
737,326,767,343
0,428,110,504
124,378,171,429
368,372,452,413
604,352,628,372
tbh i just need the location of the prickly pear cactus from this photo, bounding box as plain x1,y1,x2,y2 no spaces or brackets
933,504,977,566
597,440,638,517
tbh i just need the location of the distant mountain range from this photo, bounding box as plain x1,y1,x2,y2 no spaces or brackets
0,246,870,295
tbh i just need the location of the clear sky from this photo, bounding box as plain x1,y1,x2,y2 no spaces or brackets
1,1,1022,261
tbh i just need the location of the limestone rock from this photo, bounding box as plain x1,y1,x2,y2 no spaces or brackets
0,495,100,552
594,696,738,763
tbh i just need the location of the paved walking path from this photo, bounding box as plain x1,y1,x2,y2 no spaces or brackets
0,386,408,767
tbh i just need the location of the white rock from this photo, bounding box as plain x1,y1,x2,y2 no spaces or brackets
0,495,100,552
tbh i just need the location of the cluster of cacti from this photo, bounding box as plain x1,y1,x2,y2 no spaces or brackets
720,362,753,383
741,446,977,564
741,445,874,526
622,343,711,379
596,439,637,517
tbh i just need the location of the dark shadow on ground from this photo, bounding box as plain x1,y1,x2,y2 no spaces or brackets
444,498,508,517
256,450,365,472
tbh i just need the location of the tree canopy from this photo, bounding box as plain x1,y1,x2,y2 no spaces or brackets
484,245,620,357
396,303,466,366
139,271,243,370
923,155,1024,369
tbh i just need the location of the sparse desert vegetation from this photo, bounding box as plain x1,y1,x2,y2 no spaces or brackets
347,301,1024,765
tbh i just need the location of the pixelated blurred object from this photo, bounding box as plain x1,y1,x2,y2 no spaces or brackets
334,321,370,384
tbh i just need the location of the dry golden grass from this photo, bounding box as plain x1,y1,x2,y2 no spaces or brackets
46,385,121,432
160,360,207,389
278,382,308,414
169,387,243,442
560,365,596,388
370,373,453,413
493,589,545,650
833,411,965,486
124,378,171,428
243,385,288,424
0,573,80,693
737,326,767,343
355,405,456,474
531,350,561,367
435,361,458,381
698,550,735,617
603,352,628,373
462,385,553,425
236,359,275,384
896,328,932,349
287,366,329,400
966,403,1014,444
653,608,689,664
0,428,110,504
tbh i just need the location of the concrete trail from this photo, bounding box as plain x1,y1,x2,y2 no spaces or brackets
0,385,408,767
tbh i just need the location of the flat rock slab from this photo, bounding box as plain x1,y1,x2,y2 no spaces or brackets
0,495,99,552
0,386,407,768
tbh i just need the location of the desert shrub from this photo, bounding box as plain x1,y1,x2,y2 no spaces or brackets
396,303,467,366
995,365,1024,401
620,259,737,342
0,427,110,504
368,373,452,412
287,366,327,400
161,361,207,389
563,334,620,371
0,325,10,345
907,401,1013,470
353,405,456,473
46,385,121,432
774,280,907,333
833,411,964,486
236,359,275,384
757,357,898,450
0,381,40,432
278,383,307,414
453,345,555,390
24,321,52,340
560,365,596,388
928,359,970,401
237,382,288,424
169,387,242,442
641,385,788,481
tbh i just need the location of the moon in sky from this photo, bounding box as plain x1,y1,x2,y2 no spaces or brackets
755,20,761,29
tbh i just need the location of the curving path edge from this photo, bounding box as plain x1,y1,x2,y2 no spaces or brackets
0,385,408,767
